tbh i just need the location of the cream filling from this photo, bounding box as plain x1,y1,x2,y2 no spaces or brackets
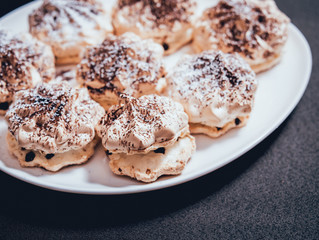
183,101,250,128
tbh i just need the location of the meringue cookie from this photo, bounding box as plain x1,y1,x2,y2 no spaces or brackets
77,32,166,109
193,0,290,73
6,81,104,154
112,0,197,55
166,50,257,138
29,0,113,65
97,94,195,182
97,94,189,154
0,30,55,114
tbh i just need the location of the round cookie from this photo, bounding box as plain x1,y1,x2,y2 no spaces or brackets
0,30,55,114
29,0,113,65
166,50,257,138
77,32,166,110
5,81,105,171
190,116,249,138
109,135,195,183
192,0,290,73
112,0,197,55
7,133,99,172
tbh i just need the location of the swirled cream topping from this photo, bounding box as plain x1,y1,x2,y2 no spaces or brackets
29,0,113,61
112,0,197,49
97,94,189,154
0,31,55,105
5,81,105,154
166,51,257,128
193,0,290,66
115,0,196,27
77,32,166,98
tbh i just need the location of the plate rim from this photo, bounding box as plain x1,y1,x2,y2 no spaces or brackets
0,2,312,195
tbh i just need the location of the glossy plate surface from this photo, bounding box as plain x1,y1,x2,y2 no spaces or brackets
0,0,312,194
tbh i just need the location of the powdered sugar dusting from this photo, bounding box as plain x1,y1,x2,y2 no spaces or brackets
5,81,104,154
29,0,113,61
194,0,290,65
167,50,257,127
97,94,189,153
112,0,197,50
77,32,165,96
117,0,196,26
0,30,55,104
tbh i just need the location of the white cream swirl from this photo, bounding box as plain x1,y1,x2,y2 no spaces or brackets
77,32,166,99
193,0,290,69
97,94,189,154
166,51,257,128
112,0,197,54
5,81,105,154
29,0,113,63
0,30,55,104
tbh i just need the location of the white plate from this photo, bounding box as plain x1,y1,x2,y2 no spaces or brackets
0,0,312,195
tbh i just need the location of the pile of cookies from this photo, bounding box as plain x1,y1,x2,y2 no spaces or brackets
0,0,289,182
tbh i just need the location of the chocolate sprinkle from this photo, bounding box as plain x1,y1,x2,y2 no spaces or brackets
235,118,241,125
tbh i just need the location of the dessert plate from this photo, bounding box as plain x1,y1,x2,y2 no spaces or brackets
0,0,312,194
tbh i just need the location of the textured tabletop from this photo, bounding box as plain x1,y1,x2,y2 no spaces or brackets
0,0,318,239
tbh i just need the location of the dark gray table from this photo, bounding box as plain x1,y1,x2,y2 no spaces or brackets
0,1,318,239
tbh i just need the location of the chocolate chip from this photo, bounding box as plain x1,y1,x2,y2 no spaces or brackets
263,50,271,58
25,151,35,162
220,3,232,10
162,43,169,51
45,154,55,159
261,32,269,40
258,15,266,23
118,168,122,172
21,147,26,151
216,127,222,131
106,150,112,156
154,147,165,154
235,118,241,125
0,102,9,110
